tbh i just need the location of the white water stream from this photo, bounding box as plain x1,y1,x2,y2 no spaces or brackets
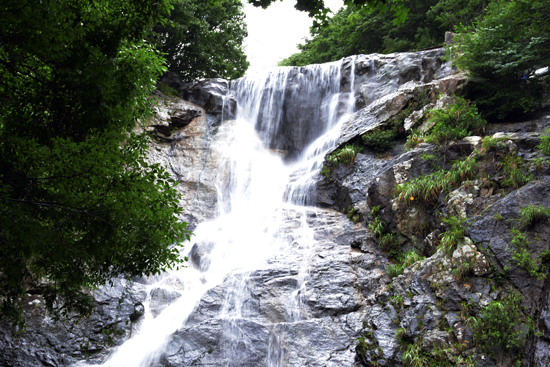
83,58,356,367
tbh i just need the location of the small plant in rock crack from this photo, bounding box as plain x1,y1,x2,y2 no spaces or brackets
518,204,550,228
345,207,362,223
395,327,408,343
404,130,427,150
508,228,547,280
356,335,370,359
386,249,425,278
530,156,549,171
500,153,533,189
452,259,473,281
379,233,401,260
430,281,444,292
439,216,466,258
481,136,507,152
321,165,332,179
326,142,363,166
368,216,386,238
391,294,404,311
536,128,550,155
370,205,381,216
401,342,423,367
379,232,396,248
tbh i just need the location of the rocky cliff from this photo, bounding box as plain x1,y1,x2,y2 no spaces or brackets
1,48,549,367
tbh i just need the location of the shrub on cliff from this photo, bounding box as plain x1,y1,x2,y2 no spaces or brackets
469,290,534,357
424,96,486,145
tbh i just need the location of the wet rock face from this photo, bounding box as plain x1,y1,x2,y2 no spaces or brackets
190,241,216,272
149,288,182,318
0,278,147,367
184,48,455,157
159,209,390,367
144,94,224,230
230,61,355,155
181,78,237,124
467,178,550,309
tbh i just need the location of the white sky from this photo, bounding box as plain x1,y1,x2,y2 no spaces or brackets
243,0,344,74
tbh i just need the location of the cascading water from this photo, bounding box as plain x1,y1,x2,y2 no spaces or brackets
78,57,358,367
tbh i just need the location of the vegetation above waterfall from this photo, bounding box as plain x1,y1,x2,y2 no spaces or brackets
279,0,490,65
449,0,550,119
150,0,249,80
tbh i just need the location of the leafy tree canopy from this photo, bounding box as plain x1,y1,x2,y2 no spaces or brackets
0,0,192,329
152,0,249,81
280,0,489,66
452,0,550,119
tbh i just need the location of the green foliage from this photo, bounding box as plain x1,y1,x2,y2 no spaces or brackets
536,128,550,155
402,342,422,367
321,166,332,179
519,204,550,228
469,290,533,357
452,259,472,280
395,154,478,204
451,0,550,119
395,327,407,342
439,216,466,257
501,154,533,189
386,249,425,278
151,0,249,80
326,142,363,166
379,232,398,251
157,82,179,97
368,209,401,258
392,295,405,311
481,136,507,152
509,228,547,280
0,0,192,329
345,207,362,223
356,335,370,359
423,96,487,145
368,216,386,239
279,0,489,66
531,157,550,171
404,130,427,150
362,129,397,152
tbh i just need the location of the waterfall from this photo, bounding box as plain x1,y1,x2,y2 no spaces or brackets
79,57,357,367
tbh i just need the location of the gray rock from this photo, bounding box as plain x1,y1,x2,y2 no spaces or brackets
533,339,550,367
190,241,216,272
0,278,147,367
149,288,182,318
467,177,550,309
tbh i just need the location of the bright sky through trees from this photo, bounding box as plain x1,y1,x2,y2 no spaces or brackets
243,0,344,73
